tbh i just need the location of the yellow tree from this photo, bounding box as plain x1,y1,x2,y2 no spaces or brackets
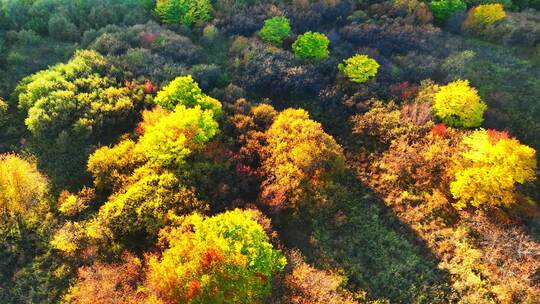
261,109,346,207
450,129,537,209
433,79,487,128
0,154,48,221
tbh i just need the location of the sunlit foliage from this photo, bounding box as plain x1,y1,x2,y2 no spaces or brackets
338,54,380,83
145,209,286,303
153,75,222,115
17,50,141,138
292,32,330,60
0,154,48,220
433,79,487,128
155,0,212,26
450,129,537,209
259,16,291,45
261,109,346,207
137,106,219,167
86,167,205,244
464,3,506,28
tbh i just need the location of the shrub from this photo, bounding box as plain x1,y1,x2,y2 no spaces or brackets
464,3,506,29
145,209,286,303
430,0,467,22
450,129,537,209
259,16,291,45
432,79,487,128
292,31,330,60
338,54,380,83
155,0,212,26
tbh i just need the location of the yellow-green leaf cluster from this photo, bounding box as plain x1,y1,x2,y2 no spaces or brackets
154,75,222,116
137,105,219,167
338,54,380,83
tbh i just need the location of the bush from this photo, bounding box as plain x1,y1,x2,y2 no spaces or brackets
292,31,330,60
450,129,537,209
430,0,467,22
432,79,487,128
338,54,380,83
155,0,213,26
259,16,291,45
463,3,506,29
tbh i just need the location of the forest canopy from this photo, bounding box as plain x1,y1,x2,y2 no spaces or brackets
0,0,539,303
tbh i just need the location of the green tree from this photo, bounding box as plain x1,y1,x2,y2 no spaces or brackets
155,0,212,26
292,32,330,60
338,54,380,83
259,16,291,45
145,209,286,303
430,0,467,21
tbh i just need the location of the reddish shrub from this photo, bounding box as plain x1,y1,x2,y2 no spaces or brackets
390,81,419,101
144,80,158,94
141,32,159,47
187,280,202,299
487,129,510,144
431,123,448,137
200,248,224,270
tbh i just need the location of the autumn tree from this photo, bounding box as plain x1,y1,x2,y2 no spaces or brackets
260,109,346,207
0,98,7,128
432,79,487,128
0,154,48,222
17,50,143,139
63,253,144,304
450,129,537,209
57,79,223,252
463,3,506,29
15,50,147,187
144,209,286,303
